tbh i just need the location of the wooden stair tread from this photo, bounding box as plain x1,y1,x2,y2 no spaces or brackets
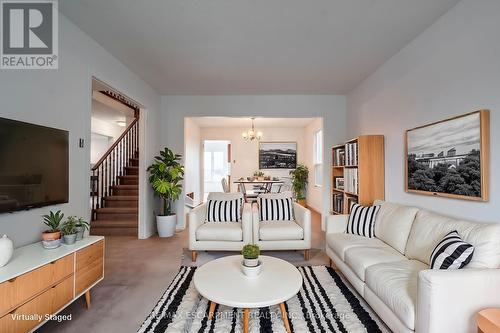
111,185,138,189
91,220,137,228
104,196,138,201
96,207,138,213
118,175,138,179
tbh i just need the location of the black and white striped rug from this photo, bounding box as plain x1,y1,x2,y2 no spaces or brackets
138,266,389,333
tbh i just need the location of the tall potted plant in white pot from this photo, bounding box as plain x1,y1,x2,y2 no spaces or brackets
147,147,184,237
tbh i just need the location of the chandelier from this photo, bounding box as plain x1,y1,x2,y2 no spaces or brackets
242,117,263,141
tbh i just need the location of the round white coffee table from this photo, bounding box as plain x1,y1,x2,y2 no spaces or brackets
193,255,302,333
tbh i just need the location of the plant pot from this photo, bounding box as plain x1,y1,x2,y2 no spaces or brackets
157,215,177,237
42,239,61,249
241,260,262,278
243,258,259,267
0,235,14,267
297,198,306,207
63,234,77,245
76,226,85,241
42,230,61,241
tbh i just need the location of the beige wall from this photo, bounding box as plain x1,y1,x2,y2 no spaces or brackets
303,118,324,213
184,118,202,206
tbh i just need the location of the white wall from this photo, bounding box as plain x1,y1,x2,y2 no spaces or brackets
161,95,346,229
184,118,202,206
0,14,162,247
303,118,324,213
347,0,500,222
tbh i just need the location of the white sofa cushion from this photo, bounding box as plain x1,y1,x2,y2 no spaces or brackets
374,201,418,254
196,222,243,241
366,260,428,330
345,246,407,281
259,221,303,241
326,233,386,261
406,210,500,268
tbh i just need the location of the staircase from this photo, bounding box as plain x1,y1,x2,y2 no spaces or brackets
90,118,140,236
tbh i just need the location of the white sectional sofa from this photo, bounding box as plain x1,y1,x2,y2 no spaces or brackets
325,201,500,333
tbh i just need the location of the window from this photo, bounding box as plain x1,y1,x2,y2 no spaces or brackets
313,130,323,186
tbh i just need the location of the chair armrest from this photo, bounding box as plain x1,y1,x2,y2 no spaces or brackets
417,268,500,333
325,214,348,234
188,203,206,248
252,203,260,243
293,203,311,246
241,203,253,244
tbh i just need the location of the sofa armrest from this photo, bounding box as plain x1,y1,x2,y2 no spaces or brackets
293,203,311,246
241,203,253,244
326,214,348,234
188,203,206,249
417,268,500,333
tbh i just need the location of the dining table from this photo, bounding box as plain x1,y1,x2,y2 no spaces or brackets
233,179,284,195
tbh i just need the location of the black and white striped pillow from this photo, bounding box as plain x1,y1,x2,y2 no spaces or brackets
346,204,380,238
258,197,294,221
206,198,242,222
430,230,474,269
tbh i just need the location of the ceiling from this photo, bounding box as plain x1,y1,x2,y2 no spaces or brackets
190,117,317,128
61,0,459,95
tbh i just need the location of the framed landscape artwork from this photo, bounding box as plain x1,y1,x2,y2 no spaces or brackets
405,110,489,201
259,142,297,169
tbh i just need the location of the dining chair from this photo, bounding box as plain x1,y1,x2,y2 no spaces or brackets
221,178,230,193
239,183,258,203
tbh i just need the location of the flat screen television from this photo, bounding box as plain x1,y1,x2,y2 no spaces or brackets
0,117,69,213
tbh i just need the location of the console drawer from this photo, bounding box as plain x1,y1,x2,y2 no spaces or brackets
75,240,104,295
0,254,74,317
0,274,74,333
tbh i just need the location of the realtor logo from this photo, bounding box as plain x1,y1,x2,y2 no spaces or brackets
1,0,58,69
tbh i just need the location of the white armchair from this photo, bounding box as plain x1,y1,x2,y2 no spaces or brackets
252,192,311,260
189,192,252,262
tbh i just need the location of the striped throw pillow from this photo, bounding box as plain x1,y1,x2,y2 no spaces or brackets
346,204,380,238
258,197,294,221
206,198,242,222
430,230,474,269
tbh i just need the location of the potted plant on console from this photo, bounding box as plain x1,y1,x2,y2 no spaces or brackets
147,147,185,238
241,244,262,278
41,210,64,249
61,217,78,245
75,217,90,241
290,164,309,206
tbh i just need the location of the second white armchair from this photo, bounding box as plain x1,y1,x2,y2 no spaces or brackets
252,192,312,260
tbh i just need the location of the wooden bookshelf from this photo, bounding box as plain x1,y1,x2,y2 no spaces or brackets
331,135,385,214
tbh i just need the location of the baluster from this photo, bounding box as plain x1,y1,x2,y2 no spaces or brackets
108,156,111,196
112,148,116,186
119,139,123,176
101,163,106,207
91,170,95,221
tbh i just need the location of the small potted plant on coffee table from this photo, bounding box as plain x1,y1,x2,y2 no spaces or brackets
61,218,78,245
241,244,262,278
75,217,90,241
41,210,64,249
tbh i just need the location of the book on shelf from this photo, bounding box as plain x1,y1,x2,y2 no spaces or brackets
345,141,358,166
333,148,345,166
333,193,344,214
346,197,358,213
344,168,358,194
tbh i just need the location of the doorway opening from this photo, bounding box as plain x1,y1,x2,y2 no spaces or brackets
90,78,142,237
203,140,231,201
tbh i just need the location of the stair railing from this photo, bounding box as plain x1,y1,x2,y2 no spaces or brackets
91,118,139,220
